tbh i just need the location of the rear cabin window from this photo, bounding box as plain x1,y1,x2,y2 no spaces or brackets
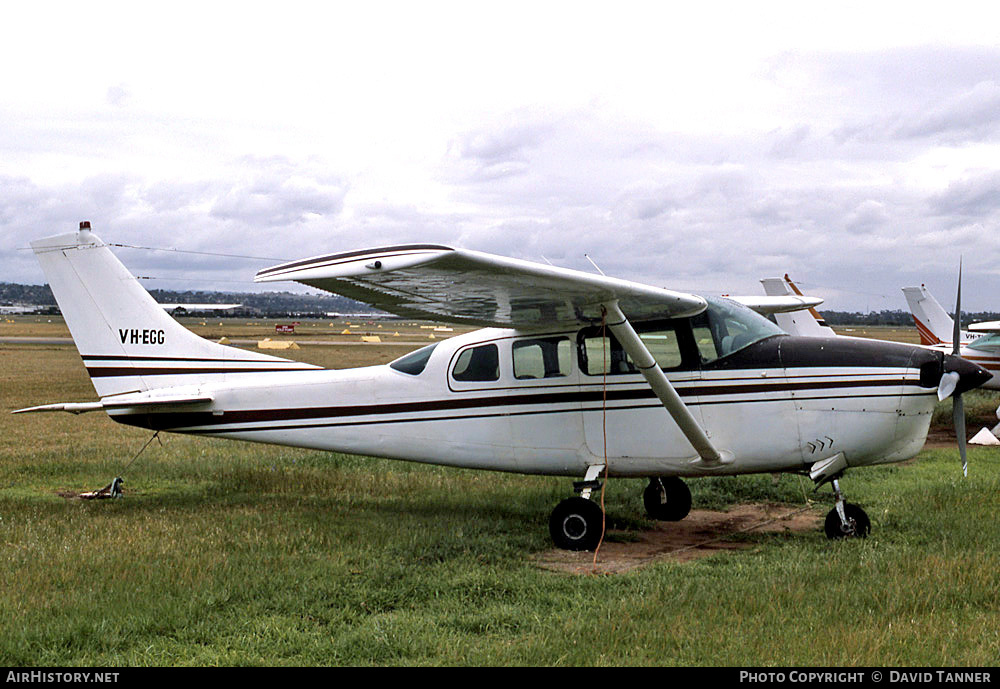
512,337,572,379
389,343,438,375
451,343,500,382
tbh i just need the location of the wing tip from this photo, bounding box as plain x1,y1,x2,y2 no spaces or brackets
255,244,455,283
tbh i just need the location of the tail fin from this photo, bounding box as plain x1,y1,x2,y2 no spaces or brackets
760,275,837,337
31,223,316,398
902,285,953,346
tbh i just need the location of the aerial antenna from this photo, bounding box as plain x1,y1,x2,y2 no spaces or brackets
584,254,605,276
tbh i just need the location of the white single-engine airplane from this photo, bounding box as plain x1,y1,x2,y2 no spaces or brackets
16,224,991,549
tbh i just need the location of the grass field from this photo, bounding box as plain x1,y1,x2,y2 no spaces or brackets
2,318,1000,666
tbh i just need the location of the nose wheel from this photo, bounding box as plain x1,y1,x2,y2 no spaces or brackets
823,478,870,539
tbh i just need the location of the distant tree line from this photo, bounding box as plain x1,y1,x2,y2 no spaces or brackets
0,282,378,318
0,283,56,305
4,282,1000,324
820,309,1000,327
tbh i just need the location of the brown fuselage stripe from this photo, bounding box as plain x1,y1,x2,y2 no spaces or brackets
110,377,925,432
87,366,313,377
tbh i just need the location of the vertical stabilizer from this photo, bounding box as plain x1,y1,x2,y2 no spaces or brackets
31,223,317,397
901,285,968,346
760,275,837,337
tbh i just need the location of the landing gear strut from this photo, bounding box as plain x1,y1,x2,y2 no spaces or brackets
643,477,692,521
823,477,871,539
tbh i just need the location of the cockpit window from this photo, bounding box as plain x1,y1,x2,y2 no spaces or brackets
694,296,784,363
452,343,500,382
968,333,1000,352
389,343,438,375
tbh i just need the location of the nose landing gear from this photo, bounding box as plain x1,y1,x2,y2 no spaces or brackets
823,477,870,539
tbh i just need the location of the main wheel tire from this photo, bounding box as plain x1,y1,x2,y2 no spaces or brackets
549,497,605,551
643,477,692,521
824,503,871,539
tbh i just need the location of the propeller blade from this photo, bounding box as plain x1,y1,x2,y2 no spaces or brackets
938,371,960,401
953,257,962,356
954,392,968,477
952,258,968,477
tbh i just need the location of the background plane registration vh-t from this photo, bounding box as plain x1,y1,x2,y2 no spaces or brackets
15,223,990,550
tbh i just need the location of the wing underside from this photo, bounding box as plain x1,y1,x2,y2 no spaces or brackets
255,244,707,327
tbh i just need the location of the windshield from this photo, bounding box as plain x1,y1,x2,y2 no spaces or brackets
389,343,439,375
694,296,785,362
967,333,1000,352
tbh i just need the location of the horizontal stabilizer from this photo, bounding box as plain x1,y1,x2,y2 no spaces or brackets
13,391,213,415
101,392,214,409
12,402,105,415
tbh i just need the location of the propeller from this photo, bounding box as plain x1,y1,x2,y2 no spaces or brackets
935,258,992,475
951,259,968,477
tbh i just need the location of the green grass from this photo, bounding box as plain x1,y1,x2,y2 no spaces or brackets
3,343,1000,666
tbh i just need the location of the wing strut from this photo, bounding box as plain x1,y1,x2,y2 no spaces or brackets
603,301,731,467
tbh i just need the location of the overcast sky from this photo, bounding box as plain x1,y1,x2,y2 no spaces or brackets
3,1,1000,312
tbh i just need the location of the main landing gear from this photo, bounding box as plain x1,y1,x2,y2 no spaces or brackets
823,476,871,539
549,467,607,551
643,477,692,522
549,474,694,551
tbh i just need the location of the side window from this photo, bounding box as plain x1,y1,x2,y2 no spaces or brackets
691,320,720,363
578,322,686,375
638,327,683,369
580,332,634,375
513,337,572,379
389,343,438,375
451,343,499,382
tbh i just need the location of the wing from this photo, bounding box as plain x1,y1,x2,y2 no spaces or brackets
255,244,706,327
968,321,1000,333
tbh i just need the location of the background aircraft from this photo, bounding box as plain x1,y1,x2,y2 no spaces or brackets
902,285,1000,390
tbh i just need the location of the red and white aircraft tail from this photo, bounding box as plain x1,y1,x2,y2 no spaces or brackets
901,285,981,347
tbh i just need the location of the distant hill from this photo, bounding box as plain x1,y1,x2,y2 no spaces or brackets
0,282,383,318
3,282,999,324
820,309,1000,327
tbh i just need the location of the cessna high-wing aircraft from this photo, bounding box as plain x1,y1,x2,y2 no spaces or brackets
16,224,990,550
902,284,1000,390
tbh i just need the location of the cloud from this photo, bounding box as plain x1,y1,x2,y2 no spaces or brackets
5,26,1000,310
929,171,1000,218
105,83,131,108
896,80,1000,142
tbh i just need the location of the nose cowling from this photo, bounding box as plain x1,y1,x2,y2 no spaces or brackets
943,354,992,396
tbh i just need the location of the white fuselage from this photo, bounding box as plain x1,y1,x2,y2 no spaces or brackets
108,327,941,479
